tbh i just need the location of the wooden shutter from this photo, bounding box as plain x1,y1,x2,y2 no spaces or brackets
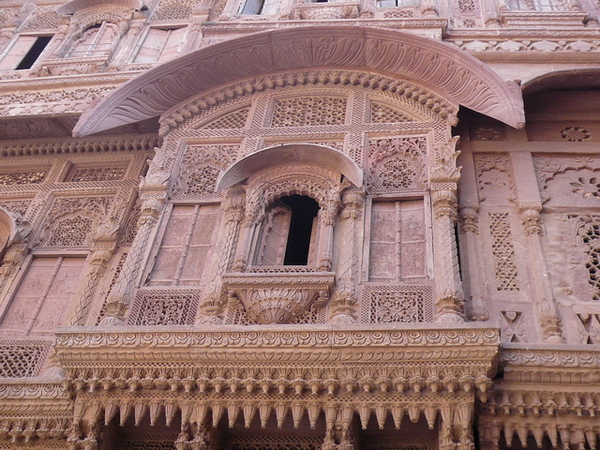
257,204,292,265
0,36,37,69
158,27,187,62
134,28,168,63
1,257,86,334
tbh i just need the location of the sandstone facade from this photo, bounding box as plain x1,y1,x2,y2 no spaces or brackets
0,0,599,448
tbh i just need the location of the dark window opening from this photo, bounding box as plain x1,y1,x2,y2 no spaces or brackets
241,0,265,14
279,195,320,265
16,36,51,70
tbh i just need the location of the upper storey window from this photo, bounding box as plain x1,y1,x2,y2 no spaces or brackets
240,0,279,15
64,21,118,58
256,195,320,266
0,35,52,70
377,0,419,6
507,0,567,10
133,27,187,64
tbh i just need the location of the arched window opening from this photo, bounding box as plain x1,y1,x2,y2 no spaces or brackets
65,22,118,58
257,195,320,266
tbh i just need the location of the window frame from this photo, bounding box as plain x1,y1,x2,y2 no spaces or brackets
0,34,53,71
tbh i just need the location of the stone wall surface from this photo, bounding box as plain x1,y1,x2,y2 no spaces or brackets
0,0,598,448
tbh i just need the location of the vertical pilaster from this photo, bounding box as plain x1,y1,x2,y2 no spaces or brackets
330,189,364,323
431,137,465,323
511,152,564,343
99,156,169,326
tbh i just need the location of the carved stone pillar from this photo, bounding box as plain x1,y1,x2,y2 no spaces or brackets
317,200,340,272
99,158,169,326
520,206,564,343
69,219,119,326
197,191,245,324
431,138,465,323
330,189,364,324
458,206,488,321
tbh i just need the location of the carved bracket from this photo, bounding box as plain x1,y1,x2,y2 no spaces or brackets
222,272,334,324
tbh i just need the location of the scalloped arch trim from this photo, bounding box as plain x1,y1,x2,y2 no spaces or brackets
217,143,363,191
73,26,525,136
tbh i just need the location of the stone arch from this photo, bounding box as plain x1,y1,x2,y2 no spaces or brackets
217,144,363,191
73,26,525,136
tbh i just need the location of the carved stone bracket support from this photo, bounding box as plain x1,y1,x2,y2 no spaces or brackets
519,206,564,343
222,272,334,324
99,156,169,326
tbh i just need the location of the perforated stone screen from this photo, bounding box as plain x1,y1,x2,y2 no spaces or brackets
362,284,434,323
128,289,200,326
0,341,51,378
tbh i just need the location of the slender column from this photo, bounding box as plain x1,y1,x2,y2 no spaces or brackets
317,199,340,272
431,137,465,323
330,190,364,324
99,158,168,326
198,192,245,324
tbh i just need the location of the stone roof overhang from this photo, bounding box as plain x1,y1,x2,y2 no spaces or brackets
57,0,142,15
73,26,525,136
217,143,363,190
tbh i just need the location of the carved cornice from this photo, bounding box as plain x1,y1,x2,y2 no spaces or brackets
200,18,448,32
501,344,600,369
0,72,134,91
0,134,158,158
56,324,500,349
54,325,499,398
73,26,524,135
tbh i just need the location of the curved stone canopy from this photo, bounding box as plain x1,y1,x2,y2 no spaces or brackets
57,0,141,15
216,144,363,191
522,68,600,95
73,26,525,136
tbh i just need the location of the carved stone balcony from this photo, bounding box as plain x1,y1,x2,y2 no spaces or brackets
222,270,334,324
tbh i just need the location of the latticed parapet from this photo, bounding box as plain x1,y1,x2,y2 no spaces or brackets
51,325,499,448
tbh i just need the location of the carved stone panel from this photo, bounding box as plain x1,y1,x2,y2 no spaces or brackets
361,284,434,323
270,96,348,127
534,156,600,206
367,137,427,194
0,340,51,378
0,257,85,337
